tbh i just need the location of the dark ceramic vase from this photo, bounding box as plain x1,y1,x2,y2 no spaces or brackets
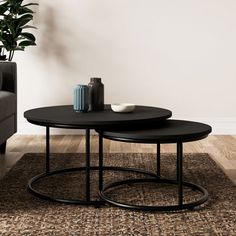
88,77,104,111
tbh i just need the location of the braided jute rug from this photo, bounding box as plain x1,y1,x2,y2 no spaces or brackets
0,153,235,235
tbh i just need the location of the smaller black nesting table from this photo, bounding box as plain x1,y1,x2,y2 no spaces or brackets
98,120,212,211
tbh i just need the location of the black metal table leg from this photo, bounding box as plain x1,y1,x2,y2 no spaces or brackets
28,128,159,205
86,129,90,201
177,142,183,207
99,141,208,211
46,126,50,173
157,143,161,177
99,132,103,191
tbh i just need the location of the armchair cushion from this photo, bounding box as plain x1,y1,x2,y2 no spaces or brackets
0,91,16,122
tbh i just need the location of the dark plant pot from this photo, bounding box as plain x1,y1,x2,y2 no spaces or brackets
0,61,17,93
0,55,7,61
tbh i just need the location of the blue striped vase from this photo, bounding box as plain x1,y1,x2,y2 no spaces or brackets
73,85,89,112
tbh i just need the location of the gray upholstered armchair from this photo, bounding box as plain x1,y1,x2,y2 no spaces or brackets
0,62,17,154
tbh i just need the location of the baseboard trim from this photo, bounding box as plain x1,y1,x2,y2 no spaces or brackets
181,118,236,135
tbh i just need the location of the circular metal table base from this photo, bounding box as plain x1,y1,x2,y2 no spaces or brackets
99,178,209,211
28,166,158,206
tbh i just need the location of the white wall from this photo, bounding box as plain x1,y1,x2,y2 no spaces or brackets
16,0,236,134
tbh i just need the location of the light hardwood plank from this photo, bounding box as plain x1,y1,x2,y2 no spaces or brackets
1,134,235,184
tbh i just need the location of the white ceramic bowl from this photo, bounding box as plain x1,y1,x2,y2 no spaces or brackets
111,103,136,113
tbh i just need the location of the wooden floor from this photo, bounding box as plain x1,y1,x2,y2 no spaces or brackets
0,135,236,184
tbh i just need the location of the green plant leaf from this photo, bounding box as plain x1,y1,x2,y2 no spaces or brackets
18,13,33,20
0,2,8,15
14,46,24,51
0,0,38,59
21,25,37,29
15,15,33,29
6,23,16,37
1,34,16,51
22,3,39,7
8,0,22,5
20,32,35,41
19,40,36,47
1,23,10,34
15,26,22,37
18,6,34,15
2,33,13,43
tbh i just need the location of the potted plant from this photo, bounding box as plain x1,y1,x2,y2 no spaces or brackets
0,0,38,153
0,0,38,61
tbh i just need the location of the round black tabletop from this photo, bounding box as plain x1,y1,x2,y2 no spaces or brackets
24,105,172,129
101,120,212,143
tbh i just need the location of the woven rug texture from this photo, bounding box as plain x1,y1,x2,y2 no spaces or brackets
0,153,235,236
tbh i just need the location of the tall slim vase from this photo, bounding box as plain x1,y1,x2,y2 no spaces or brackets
88,77,104,111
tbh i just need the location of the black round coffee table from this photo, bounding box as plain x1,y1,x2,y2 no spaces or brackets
24,105,172,205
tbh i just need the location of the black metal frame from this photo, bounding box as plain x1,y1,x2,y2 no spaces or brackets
28,127,158,205
99,142,209,211
28,126,209,211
